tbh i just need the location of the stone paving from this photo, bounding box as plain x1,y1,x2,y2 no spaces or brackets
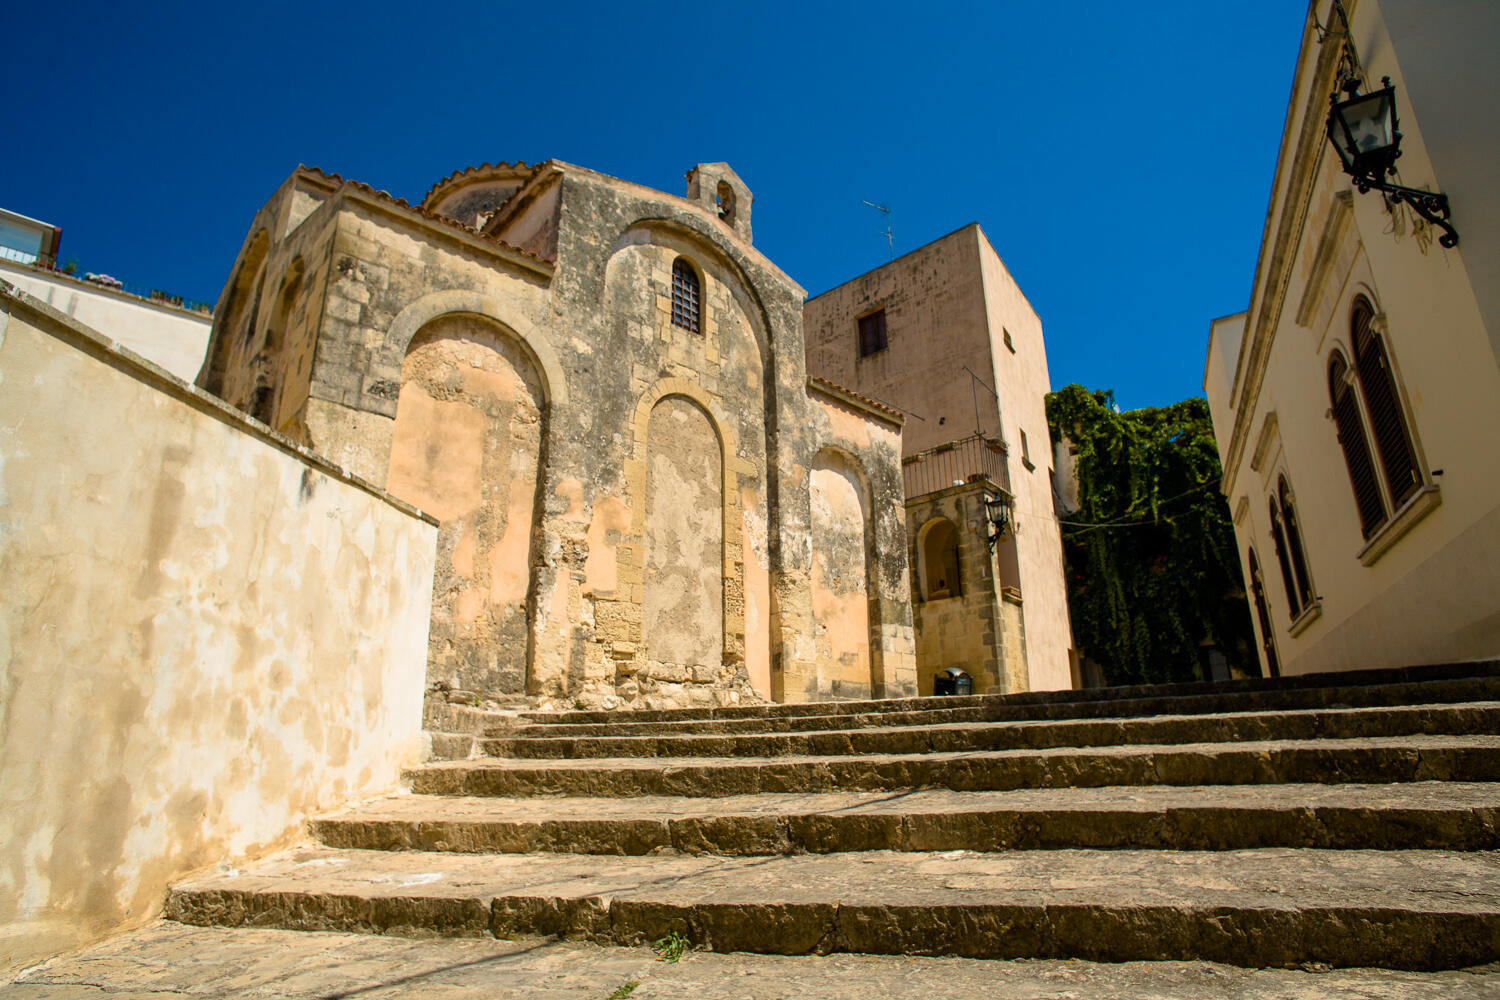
5,923,1500,999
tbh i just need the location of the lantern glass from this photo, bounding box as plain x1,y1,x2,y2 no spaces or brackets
1330,84,1399,176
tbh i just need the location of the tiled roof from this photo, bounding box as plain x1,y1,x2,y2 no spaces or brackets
807,375,905,422
298,165,554,268
418,161,540,211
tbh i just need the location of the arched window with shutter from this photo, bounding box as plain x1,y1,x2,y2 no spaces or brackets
1269,497,1301,619
1329,349,1385,538
1278,476,1314,609
1247,549,1281,677
1351,296,1421,508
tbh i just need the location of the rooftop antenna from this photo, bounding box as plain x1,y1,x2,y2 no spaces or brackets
862,200,894,260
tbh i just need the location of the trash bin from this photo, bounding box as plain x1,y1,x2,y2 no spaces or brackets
934,667,973,697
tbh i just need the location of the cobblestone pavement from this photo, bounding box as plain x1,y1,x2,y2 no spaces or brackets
5,922,1500,999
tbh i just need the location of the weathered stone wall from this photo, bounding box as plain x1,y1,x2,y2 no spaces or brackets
906,484,1027,696
0,285,436,975
200,161,916,709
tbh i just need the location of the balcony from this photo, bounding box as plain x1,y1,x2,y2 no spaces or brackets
903,433,1011,500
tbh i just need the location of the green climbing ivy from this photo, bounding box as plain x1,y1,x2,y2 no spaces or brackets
1045,385,1257,685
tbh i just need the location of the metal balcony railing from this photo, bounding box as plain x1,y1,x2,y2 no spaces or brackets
0,242,213,314
902,433,1011,500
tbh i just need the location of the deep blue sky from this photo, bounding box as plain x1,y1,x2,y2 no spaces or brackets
3,2,1307,409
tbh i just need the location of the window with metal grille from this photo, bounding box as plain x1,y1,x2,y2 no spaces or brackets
858,308,888,357
671,258,701,333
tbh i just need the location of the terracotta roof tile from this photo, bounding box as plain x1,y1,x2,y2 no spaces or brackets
298,165,555,268
807,375,905,421
418,161,539,211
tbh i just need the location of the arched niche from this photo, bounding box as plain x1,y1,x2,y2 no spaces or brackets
640,392,726,684
202,228,269,397
808,446,881,699
385,312,547,697
916,517,963,601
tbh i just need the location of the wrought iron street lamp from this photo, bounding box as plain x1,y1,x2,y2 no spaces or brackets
1327,75,1458,248
984,492,1013,551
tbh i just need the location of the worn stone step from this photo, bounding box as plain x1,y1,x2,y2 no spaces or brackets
312,781,1500,856
407,735,1500,798
512,675,1500,738
164,845,1500,969
518,662,1500,727
482,702,1500,759
16,922,1500,1000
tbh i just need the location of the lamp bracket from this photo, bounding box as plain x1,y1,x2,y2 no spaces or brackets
1356,177,1458,248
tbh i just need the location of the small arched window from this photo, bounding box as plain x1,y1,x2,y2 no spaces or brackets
1329,350,1385,537
1328,297,1426,540
1269,497,1301,619
671,257,701,333
919,518,962,601
1278,476,1314,609
1247,549,1281,677
1352,297,1421,508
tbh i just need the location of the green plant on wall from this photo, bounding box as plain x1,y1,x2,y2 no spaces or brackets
1045,385,1257,685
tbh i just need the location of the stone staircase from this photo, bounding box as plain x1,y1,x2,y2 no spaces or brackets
165,662,1500,971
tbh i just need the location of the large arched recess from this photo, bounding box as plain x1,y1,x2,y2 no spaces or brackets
604,222,780,698
384,309,552,698
807,445,885,700
201,227,269,395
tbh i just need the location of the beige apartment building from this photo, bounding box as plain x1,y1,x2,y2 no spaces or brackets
805,224,1074,695
1205,0,1500,676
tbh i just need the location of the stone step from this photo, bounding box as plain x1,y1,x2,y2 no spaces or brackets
481,702,1500,759
517,661,1500,726
512,675,1500,737
311,781,1500,855
406,735,1500,798
164,845,1500,969
17,922,1500,1000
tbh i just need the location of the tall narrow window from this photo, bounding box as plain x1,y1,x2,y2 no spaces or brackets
858,308,888,357
671,258,701,333
1352,297,1421,508
1269,497,1301,619
1329,350,1385,537
1278,477,1314,609
1247,550,1281,677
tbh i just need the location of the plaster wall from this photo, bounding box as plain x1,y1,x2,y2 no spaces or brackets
0,287,436,974
0,259,210,382
976,235,1072,691
804,226,997,452
808,453,873,699
907,485,1027,696
1207,0,1500,676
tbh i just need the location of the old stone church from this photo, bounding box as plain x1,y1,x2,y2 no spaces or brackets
197,160,917,709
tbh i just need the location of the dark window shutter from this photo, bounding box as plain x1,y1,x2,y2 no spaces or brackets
1279,478,1314,606
1352,299,1420,507
1328,351,1387,537
1269,498,1301,619
1248,550,1280,677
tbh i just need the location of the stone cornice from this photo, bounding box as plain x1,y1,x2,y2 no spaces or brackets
1221,0,1353,498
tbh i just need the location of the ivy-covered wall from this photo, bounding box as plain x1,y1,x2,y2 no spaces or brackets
1046,385,1257,685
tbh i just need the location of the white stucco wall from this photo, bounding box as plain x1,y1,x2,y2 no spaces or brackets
1204,0,1500,677
0,283,437,974
0,260,211,382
